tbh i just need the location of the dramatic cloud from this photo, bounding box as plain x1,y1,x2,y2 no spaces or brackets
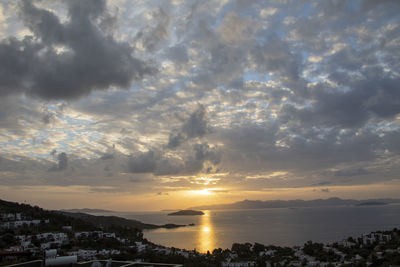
334,168,369,177
1,0,400,208
0,0,154,100
168,105,209,148
127,150,158,174
49,152,68,171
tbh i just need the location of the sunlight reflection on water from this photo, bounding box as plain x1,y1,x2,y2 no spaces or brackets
197,210,215,253
133,205,400,252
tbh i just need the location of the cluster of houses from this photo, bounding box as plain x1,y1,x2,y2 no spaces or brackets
1,211,399,266
8,230,130,260
67,249,121,260
267,231,398,267
216,230,399,267
361,232,392,245
0,213,50,229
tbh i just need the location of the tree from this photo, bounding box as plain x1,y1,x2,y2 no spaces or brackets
253,242,266,254
1,233,16,246
231,242,252,258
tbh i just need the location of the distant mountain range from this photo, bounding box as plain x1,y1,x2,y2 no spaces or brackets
190,197,400,210
61,208,115,213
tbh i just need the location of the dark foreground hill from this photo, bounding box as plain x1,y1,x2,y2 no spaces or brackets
62,212,186,230
0,199,96,232
0,199,186,231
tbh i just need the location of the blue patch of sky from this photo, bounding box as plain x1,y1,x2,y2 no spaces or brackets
64,116,92,126
129,84,142,92
301,51,310,64
346,35,359,50
243,71,272,83
299,3,314,17
216,85,228,93
266,12,288,40
346,0,361,13
3,139,23,149
2,136,51,160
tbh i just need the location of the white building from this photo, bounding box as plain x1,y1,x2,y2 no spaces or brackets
1,213,22,221
259,250,276,257
135,242,147,253
77,249,97,260
175,250,189,259
339,240,356,248
1,219,48,229
98,249,121,256
62,226,73,231
382,234,392,241
103,232,116,238
221,261,256,267
74,232,90,238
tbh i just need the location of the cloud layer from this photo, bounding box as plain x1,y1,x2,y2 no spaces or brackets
0,0,399,205
0,0,154,100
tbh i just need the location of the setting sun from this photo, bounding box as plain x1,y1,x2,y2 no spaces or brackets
193,189,212,196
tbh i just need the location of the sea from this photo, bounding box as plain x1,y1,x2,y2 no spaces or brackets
93,204,400,253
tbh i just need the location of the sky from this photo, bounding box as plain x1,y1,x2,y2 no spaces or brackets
0,0,399,211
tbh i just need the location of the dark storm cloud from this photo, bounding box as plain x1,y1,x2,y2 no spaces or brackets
383,131,400,154
361,0,400,11
251,35,302,83
41,113,52,124
316,181,331,186
126,141,221,176
220,123,382,174
100,153,114,160
280,74,400,129
334,168,369,177
49,152,68,171
0,155,33,172
181,143,222,175
167,132,185,149
134,7,170,52
168,105,208,148
127,150,157,173
166,45,189,64
0,96,41,133
183,105,208,138
57,152,68,170
0,0,154,100
193,143,221,165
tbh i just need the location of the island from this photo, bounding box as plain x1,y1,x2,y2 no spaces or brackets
167,209,204,216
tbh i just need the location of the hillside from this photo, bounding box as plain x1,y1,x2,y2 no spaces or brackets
0,199,97,232
0,199,186,232
62,212,186,230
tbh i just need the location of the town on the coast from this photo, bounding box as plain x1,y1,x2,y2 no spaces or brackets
1,199,400,267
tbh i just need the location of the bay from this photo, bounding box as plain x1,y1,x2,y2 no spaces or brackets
99,204,400,253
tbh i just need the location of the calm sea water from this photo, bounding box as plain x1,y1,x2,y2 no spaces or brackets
96,204,400,253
